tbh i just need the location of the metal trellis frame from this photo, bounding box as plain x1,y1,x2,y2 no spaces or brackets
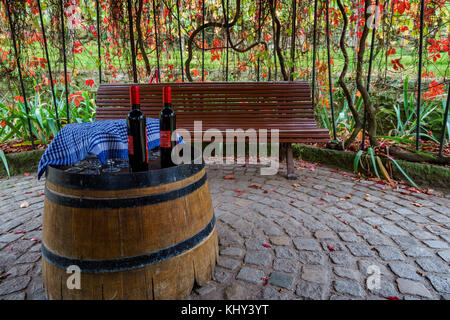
290,0,297,81
225,0,229,81
152,0,161,82
4,0,35,149
201,0,205,82
37,0,60,130
438,85,449,157
96,0,102,84
311,0,318,106
256,0,262,81
127,0,138,83
415,0,425,151
325,0,336,140
59,0,70,123
176,0,184,82
361,0,380,150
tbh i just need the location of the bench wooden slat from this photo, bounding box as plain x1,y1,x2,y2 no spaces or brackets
95,82,330,143
94,108,316,115
95,102,314,109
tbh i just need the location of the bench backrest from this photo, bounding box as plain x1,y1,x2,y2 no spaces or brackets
95,81,315,124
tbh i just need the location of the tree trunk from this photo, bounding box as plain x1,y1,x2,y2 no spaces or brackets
336,0,363,148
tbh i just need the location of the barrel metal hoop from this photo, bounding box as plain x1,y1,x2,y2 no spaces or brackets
46,161,205,191
45,173,207,209
42,214,216,273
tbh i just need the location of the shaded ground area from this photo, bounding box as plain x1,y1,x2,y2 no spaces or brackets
0,161,449,300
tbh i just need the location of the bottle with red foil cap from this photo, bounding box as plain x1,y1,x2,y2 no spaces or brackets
160,86,176,168
127,85,149,172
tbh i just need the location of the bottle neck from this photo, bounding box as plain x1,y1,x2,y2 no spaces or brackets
163,87,171,104
131,103,141,110
163,102,172,109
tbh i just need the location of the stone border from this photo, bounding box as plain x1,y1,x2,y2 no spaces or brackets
0,150,44,177
294,145,450,190
2,146,449,191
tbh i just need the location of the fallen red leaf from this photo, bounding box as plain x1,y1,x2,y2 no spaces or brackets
262,243,271,248
24,191,33,194
14,230,26,234
234,190,243,196
261,276,271,286
248,185,261,189
32,193,45,197
386,296,400,300
223,175,235,180
0,194,7,197
263,190,269,194
23,173,30,176
327,245,335,251
290,200,295,203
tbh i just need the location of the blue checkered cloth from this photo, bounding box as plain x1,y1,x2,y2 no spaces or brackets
37,118,179,179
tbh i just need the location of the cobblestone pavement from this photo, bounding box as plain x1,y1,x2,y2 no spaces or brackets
0,161,449,300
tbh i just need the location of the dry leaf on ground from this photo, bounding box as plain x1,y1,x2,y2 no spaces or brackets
20,201,29,208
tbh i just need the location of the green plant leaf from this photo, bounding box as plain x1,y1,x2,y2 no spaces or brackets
368,147,380,179
388,156,420,189
354,150,364,174
0,150,10,178
47,118,59,138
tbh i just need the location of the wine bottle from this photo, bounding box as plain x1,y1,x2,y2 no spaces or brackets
160,86,176,168
127,85,149,172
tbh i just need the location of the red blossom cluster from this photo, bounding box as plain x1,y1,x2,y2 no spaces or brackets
423,80,444,101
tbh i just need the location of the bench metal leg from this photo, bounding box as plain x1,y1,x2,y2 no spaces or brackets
285,143,297,180
279,143,287,162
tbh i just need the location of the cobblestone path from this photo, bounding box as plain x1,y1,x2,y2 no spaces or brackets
1,162,449,300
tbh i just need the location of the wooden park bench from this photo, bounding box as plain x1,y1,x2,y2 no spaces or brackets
95,81,330,178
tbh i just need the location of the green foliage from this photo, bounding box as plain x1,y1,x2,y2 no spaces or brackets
379,76,444,143
0,87,95,144
352,147,419,188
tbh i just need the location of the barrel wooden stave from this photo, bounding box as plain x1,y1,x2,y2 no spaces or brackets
42,164,218,300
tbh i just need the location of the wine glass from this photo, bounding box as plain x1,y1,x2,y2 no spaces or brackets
102,159,120,173
114,158,129,168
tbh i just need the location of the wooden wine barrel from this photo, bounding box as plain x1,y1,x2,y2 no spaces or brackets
42,159,218,300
